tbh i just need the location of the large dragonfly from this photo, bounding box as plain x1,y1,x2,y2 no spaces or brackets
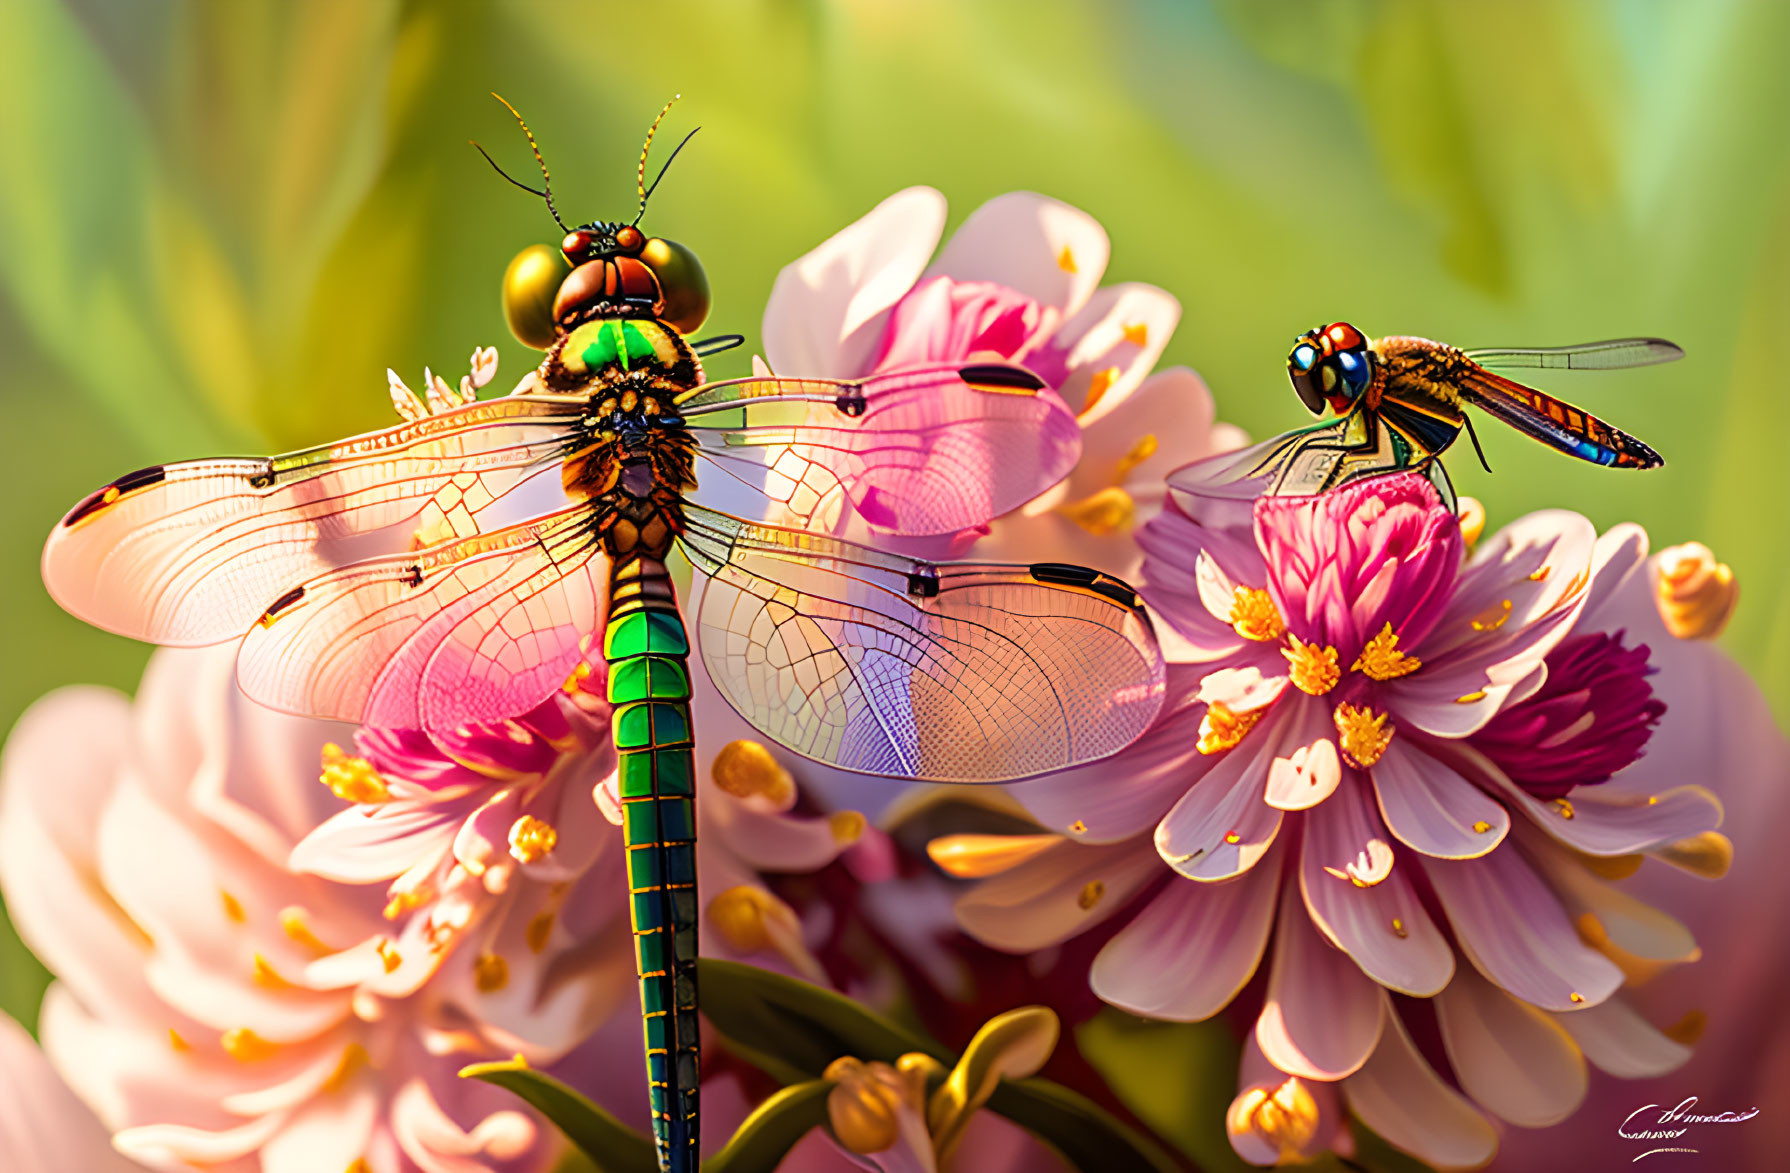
1171,321,1675,510
40,103,1166,1173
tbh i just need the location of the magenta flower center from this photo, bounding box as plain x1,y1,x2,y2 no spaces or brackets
1472,632,1665,797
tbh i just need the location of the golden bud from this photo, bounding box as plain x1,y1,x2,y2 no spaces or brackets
1655,541,1738,640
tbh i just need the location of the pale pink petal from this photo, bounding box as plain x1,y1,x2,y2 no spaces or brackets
1255,883,1386,1079
1262,697,1341,811
390,1077,536,1171
763,187,948,377
928,192,1109,318
1090,846,1279,1020
1552,997,1692,1078
954,838,1164,952
259,1085,380,1173
1038,283,1180,423
1394,509,1597,736
1300,775,1453,996
1138,504,1268,662
1369,740,1509,859
1081,367,1223,500
288,802,465,883
114,1114,286,1168
1458,743,1720,855
0,1011,147,1173
1342,1010,1498,1171
1153,709,1287,882
1525,833,1698,962
1436,963,1588,1127
1422,848,1623,1011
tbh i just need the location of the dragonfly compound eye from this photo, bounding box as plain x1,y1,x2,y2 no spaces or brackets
613,225,646,255
502,242,569,350
640,237,711,335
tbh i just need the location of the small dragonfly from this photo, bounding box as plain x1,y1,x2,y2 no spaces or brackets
1172,321,1676,510
40,99,1165,1173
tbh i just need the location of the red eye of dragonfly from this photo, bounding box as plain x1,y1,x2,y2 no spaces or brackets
1325,322,1366,351
561,229,593,257
613,225,645,254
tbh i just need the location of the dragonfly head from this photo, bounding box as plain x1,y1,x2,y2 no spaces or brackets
1288,322,1373,416
484,96,712,347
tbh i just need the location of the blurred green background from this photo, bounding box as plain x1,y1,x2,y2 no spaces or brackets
3,0,1787,1049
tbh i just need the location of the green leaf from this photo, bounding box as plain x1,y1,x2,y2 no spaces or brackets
703,1079,834,1173
459,1057,658,1173
699,960,1182,1173
988,1076,1183,1173
697,957,950,1084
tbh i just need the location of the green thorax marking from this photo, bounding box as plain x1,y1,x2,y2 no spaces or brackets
567,319,677,379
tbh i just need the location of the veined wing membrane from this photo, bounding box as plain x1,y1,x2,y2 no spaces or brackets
237,506,605,733
681,363,1080,537
43,395,587,645
1456,368,1663,469
679,504,1164,782
1464,338,1683,371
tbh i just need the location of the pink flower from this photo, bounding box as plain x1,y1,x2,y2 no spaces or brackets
759,187,1242,571
0,1011,146,1172
941,476,1741,1167
0,646,625,1173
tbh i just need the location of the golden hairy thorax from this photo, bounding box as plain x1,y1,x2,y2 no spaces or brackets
1367,335,1471,416
546,317,702,560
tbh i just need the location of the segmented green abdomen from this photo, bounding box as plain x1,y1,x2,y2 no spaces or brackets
605,561,699,1173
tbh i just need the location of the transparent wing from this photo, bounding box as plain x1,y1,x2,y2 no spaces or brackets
1463,338,1683,371
1456,367,1664,469
679,503,1164,783
681,362,1080,536
236,506,605,733
43,395,587,645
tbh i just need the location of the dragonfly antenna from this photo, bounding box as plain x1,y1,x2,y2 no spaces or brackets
485,93,567,232
635,95,696,224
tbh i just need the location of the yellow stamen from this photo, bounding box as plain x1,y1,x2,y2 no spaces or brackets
1057,486,1135,536
1056,245,1077,273
1469,599,1512,632
474,952,509,993
1224,831,1242,845
1390,918,1407,939
320,743,390,804
1121,321,1149,347
1553,798,1576,820
376,938,402,973
383,888,426,921
1229,587,1286,642
220,1027,278,1062
829,810,866,845
1229,1077,1321,1162
526,910,555,953
1456,497,1486,550
927,833,1061,878
219,890,246,924
322,1042,369,1093
348,1160,372,1173
1657,831,1732,880
1283,635,1340,695
1665,1010,1707,1046
1351,622,1421,681
1529,565,1551,582
1569,992,1585,1004
1079,365,1121,418
1198,701,1263,755
507,814,558,863
1068,820,1087,835
711,739,795,807
280,908,332,955
562,660,595,695
1472,820,1491,834
823,1056,914,1155
708,884,792,955
1455,690,1487,704
1655,542,1738,640
1077,880,1105,910
1334,702,1394,768
251,954,291,989
169,1028,190,1052
1115,433,1158,479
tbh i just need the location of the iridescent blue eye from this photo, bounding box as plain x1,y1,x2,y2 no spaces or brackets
1292,345,1319,372
1335,348,1370,393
